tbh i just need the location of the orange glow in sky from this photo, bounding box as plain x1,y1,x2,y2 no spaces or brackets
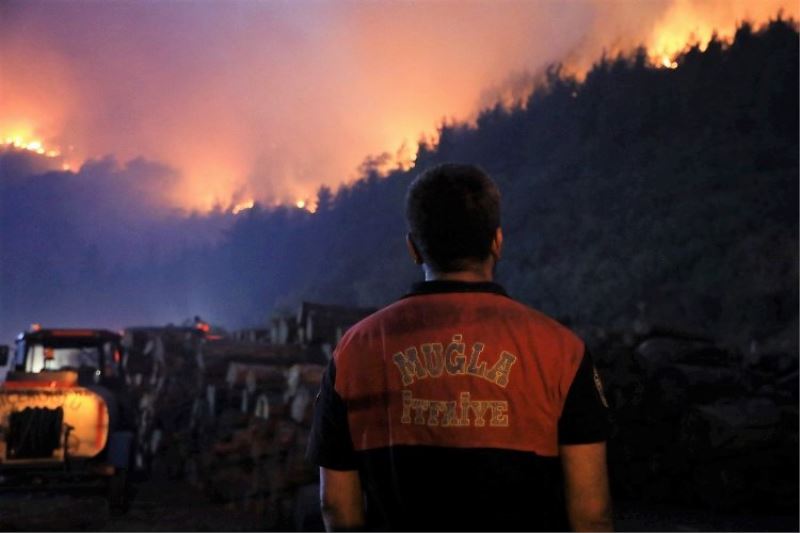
2,131,75,171
232,199,255,215
644,0,788,69
1,1,796,213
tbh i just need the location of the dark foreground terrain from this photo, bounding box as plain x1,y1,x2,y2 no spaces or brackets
0,473,796,532
0,474,298,531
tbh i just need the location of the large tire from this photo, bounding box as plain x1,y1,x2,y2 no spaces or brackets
108,468,129,515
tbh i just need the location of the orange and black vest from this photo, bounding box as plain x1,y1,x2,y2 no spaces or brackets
308,281,609,531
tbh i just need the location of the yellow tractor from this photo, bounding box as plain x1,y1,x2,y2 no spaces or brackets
0,328,135,512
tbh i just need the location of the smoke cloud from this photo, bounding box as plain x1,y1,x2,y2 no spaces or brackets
0,149,234,340
3,0,792,212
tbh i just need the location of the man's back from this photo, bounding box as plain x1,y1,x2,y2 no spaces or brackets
309,280,609,531
309,163,611,531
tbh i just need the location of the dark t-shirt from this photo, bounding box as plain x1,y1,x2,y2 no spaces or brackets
308,281,610,531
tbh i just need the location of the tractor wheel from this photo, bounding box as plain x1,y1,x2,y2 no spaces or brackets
108,468,129,515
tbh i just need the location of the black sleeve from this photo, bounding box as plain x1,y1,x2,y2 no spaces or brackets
558,349,611,445
306,359,358,470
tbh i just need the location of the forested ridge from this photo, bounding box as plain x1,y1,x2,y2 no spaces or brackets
199,17,797,349
1,18,797,350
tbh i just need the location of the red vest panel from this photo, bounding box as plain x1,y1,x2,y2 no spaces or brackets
334,292,584,457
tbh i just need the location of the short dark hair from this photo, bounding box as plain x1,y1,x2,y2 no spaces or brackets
405,163,500,273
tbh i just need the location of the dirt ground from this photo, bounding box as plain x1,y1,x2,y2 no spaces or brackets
0,477,796,531
0,476,283,531
614,500,798,532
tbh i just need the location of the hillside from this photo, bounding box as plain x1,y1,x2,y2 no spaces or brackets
205,17,797,350
1,18,796,352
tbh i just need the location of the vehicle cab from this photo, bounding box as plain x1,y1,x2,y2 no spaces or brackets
1,327,135,511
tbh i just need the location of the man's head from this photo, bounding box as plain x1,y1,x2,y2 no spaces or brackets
405,163,502,276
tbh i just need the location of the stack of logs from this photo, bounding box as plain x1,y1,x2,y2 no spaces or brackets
589,328,799,512
191,340,325,530
122,326,206,478
125,318,798,520
122,303,387,529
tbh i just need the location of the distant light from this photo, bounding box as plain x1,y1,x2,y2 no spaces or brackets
2,134,69,160
296,200,306,209
660,55,678,69
232,199,255,214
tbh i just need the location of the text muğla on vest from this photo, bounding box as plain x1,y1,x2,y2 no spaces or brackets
391,334,518,428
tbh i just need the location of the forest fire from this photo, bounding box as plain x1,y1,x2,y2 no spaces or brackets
0,1,796,215
3,135,60,158
232,200,255,215
660,55,679,69
0,3,797,530
643,1,791,69
294,199,317,213
2,134,75,170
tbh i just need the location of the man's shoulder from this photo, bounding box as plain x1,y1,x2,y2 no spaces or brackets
338,292,580,347
514,301,579,336
336,298,411,343
495,297,584,351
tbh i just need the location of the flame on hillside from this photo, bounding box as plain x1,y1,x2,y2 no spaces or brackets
2,133,75,171
231,200,254,215
644,1,794,70
660,55,679,69
4,135,58,157
1,1,795,214
294,199,317,213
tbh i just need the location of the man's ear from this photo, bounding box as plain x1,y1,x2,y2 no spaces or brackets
406,233,423,265
491,227,503,261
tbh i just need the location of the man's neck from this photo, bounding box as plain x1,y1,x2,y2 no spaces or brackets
423,265,493,283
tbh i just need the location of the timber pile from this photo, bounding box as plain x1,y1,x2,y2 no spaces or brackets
283,364,324,488
191,339,299,501
190,302,365,529
129,307,796,521
122,326,206,477
232,328,271,343
199,341,307,418
295,302,376,346
590,328,798,512
193,358,325,529
191,324,334,529
270,316,300,346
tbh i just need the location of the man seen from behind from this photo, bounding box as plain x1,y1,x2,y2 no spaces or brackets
307,163,613,531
